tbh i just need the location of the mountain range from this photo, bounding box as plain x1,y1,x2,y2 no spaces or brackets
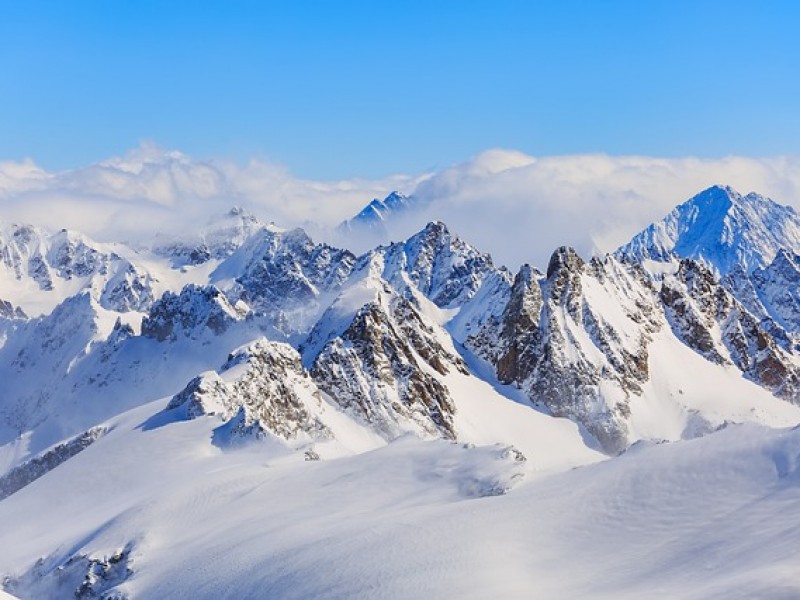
1,184,800,599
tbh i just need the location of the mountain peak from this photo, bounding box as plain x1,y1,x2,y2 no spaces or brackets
695,183,737,206
618,185,800,275
420,220,449,237
546,246,584,278
337,191,417,240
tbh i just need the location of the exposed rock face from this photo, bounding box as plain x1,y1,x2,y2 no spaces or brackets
494,265,542,384
749,250,800,335
168,339,328,442
217,227,356,333
469,249,661,454
167,371,230,419
619,185,800,346
0,298,26,320
662,259,800,401
378,221,496,308
311,294,465,440
720,250,800,350
5,199,800,466
5,543,133,600
142,285,248,342
0,426,106,500
470,246,800,453
660,260,729,365
98,262,154,313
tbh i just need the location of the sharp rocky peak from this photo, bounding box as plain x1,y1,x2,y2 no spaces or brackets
309,290,465,441
351,191,412,224
382,220,496,308
546,246,585,278
141,284,248,342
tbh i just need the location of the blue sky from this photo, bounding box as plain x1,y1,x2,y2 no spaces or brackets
1,1,798,178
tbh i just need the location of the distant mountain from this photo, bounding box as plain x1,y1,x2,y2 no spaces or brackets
152,206,268,267
618,184,800,276
0,222,157,316
337,191,415,238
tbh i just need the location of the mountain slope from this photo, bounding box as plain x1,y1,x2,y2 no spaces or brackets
1,403,797,599
464,249,800,453
0,223,158,316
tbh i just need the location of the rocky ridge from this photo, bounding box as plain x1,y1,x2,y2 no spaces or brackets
2,187,800,469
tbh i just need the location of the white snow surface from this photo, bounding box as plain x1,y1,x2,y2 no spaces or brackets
1,399,799,599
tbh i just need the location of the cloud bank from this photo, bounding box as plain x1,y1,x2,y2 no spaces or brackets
402,151,800,269
2,143,800,270
0,142,419,245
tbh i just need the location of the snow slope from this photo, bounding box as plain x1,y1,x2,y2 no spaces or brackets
1,397,798,599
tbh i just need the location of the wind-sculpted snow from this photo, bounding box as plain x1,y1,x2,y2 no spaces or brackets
5,543,133,600
1,404,797,599
4,186,800,597
0,426,105,501
3,193,800,463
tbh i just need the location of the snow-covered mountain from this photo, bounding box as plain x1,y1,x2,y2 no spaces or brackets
151,206,267,267
3,187,800,598
619,185,800,349
337,191,415,236
0,222,157,316
619,184,800,276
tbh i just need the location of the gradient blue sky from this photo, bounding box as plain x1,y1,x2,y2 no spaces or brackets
1,1,798,178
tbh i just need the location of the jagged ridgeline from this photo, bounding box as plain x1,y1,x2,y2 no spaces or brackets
2,184,800,470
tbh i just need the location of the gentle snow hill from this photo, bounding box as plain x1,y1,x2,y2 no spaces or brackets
0,396,798,599
618,184,800,276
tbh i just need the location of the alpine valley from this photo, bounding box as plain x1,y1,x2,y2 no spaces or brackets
2,185,800,599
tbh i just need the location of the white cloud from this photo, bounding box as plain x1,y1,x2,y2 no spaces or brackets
0,142,420,244
391,151,800,270
2,143,800,271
